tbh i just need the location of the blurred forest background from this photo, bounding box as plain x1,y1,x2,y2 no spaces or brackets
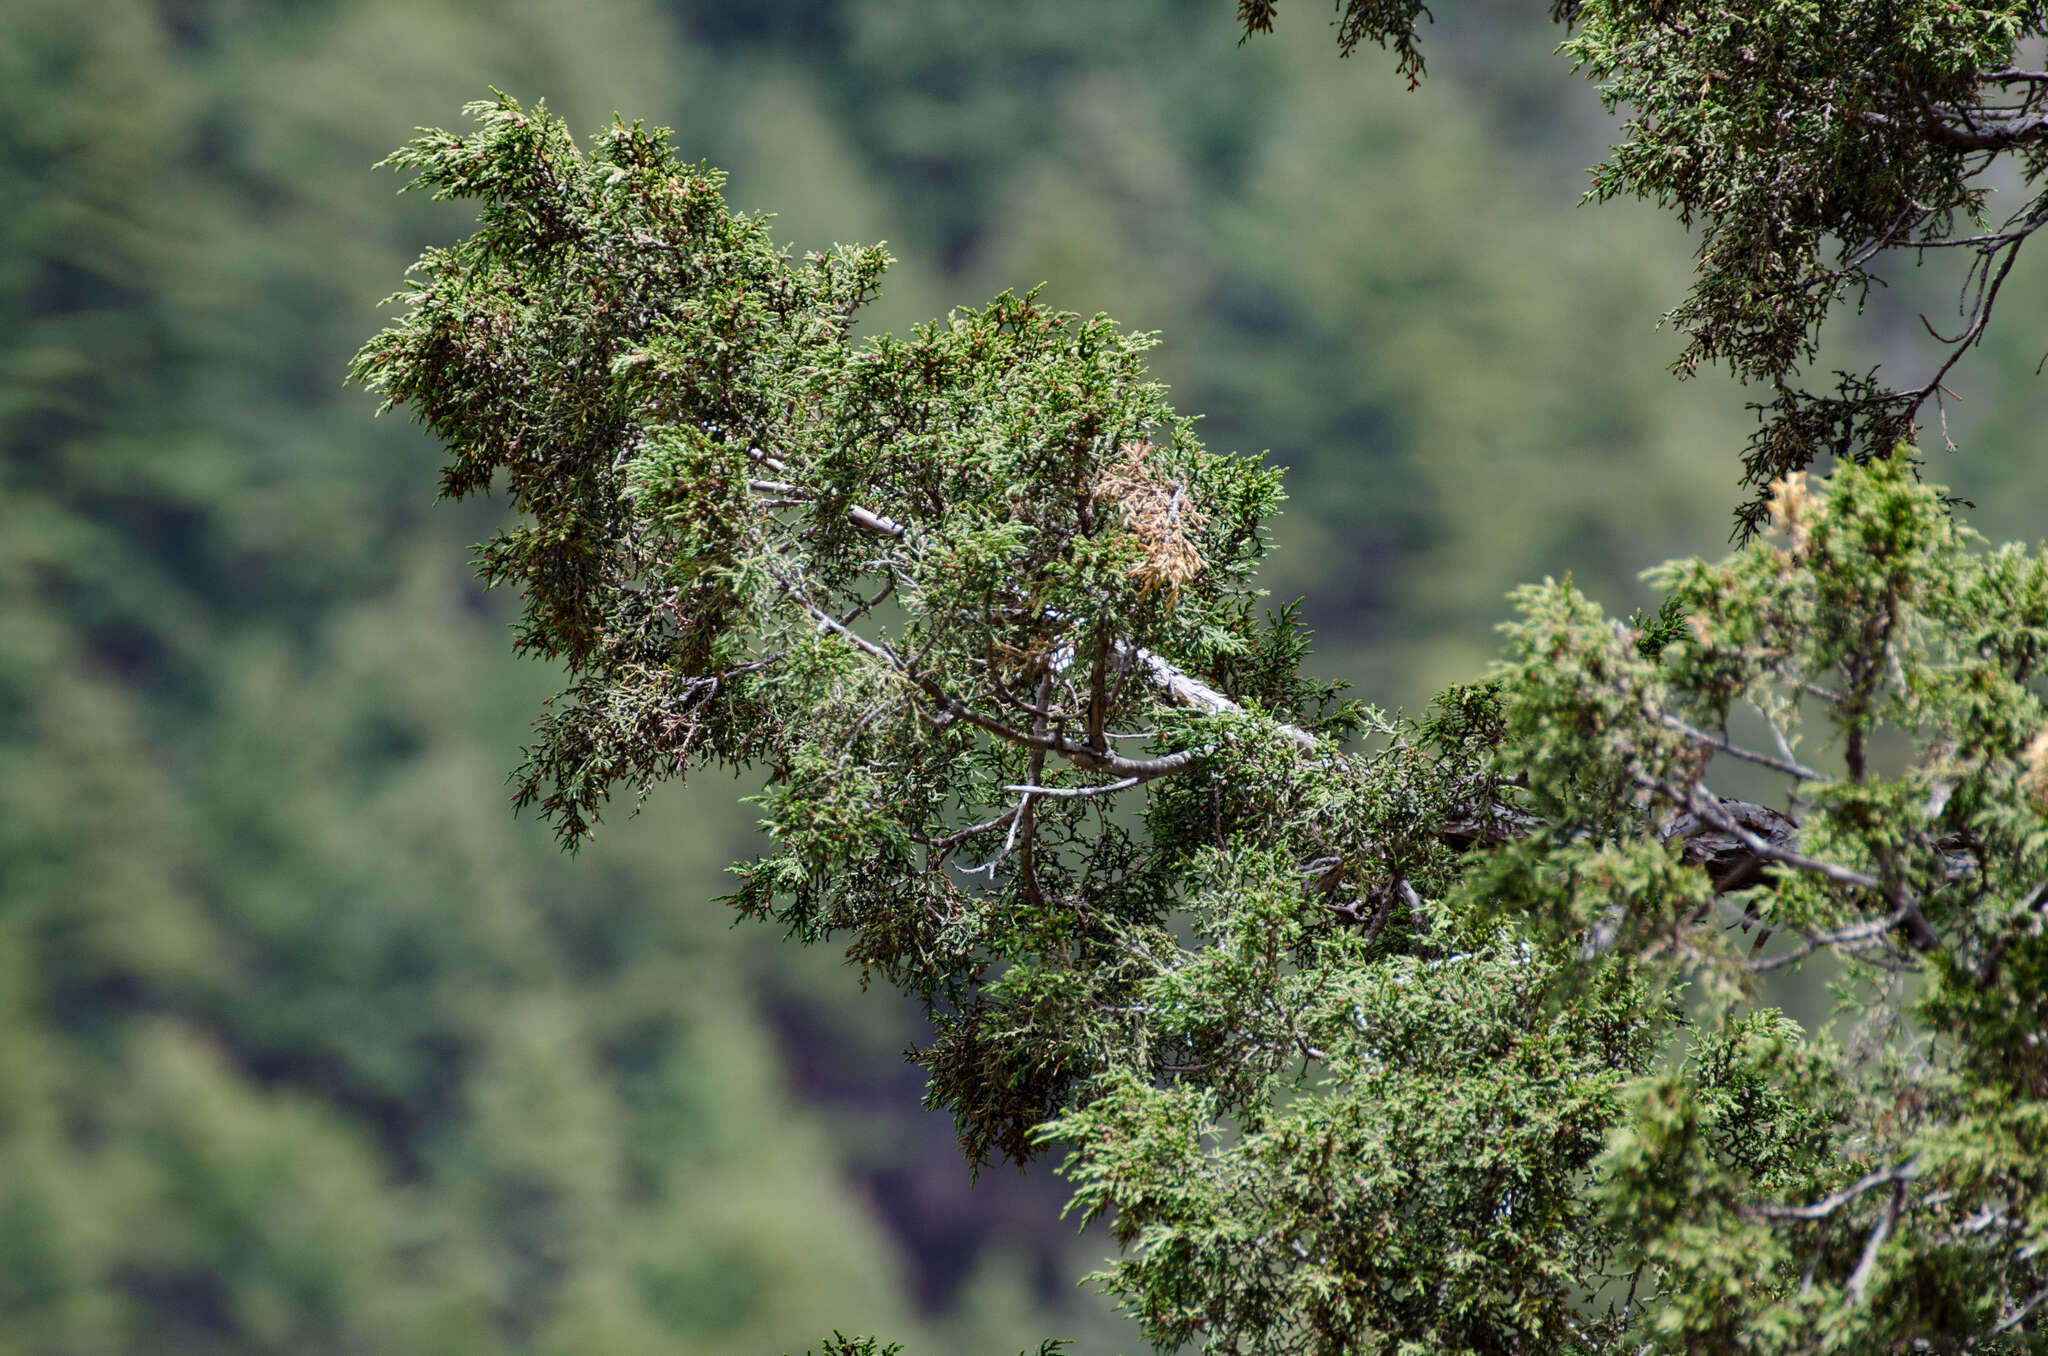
5,1,2045,1352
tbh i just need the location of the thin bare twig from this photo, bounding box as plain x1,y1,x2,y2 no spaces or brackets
1970,1281,2048,1348
1751,1159,1919,1223
1013,679,1052,907
1846,1164,1915,1302
914,805,1022,855
1115,640,1318,749
1743,906,1916,974
1002,777,1141,799
1656,708,1825,782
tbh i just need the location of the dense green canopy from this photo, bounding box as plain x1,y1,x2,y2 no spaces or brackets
358,44,2048,1350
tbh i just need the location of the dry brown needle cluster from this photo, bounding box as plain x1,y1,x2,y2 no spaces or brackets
2022,728,2048,808
1093,441,1207,602
1767,471,1814,554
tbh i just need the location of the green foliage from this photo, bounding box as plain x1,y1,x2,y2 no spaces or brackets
1234,0,1439,85
1626,596,1690,661
791,1335,905,1356
1248,0,2048,536
364,69,2048,1356
786,1336,1070,1356
1493,459,2048,990
1049,949,1660,1355
1472,459,2048,1351
359,96,1322,863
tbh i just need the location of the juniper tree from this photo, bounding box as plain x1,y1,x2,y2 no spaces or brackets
1250,0,2048,537
355,6,2048,1349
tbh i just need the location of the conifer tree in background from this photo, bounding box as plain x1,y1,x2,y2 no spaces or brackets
357,4,2048,1351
